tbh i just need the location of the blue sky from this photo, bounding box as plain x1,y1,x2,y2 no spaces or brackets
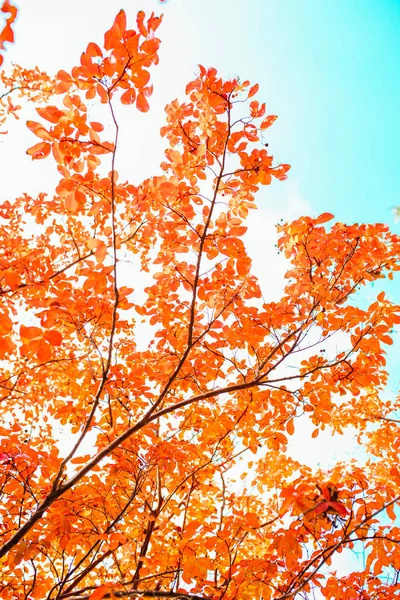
241,0,400,227
159,0,400,228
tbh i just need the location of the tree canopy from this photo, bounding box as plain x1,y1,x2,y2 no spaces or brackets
1,4,400,599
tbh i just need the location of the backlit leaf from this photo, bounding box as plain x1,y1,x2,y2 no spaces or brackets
315,212,334,225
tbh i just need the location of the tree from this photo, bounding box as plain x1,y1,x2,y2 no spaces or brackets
1,6,400,600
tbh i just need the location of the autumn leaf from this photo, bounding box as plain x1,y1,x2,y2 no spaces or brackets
26,141,51,159
88,586,109,600
248,83,259,98
120,88,136,105
0,311,12,334
0,0,17,65
65,191,79,212
315,212,334,224
260,114,277,129
20,325,42,341
44,330,63,346
36,106,65,124
136,91,150,112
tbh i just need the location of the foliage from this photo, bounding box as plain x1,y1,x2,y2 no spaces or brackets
0,0,17,67
1,7,400,600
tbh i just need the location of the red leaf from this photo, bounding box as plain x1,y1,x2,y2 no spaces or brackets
314,501,330,515
0,452,12,463
329,501,349,517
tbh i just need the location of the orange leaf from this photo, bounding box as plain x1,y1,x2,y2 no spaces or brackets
136,10,147,37
121,88,136,105
57,69,72,81
0,311,12,334
159,182,176,198
89,585,109,600
132,69,151,89
4,270,20,289
26,141,51,160
55,70,73,94
95,242,107,263
314,501,330,514
377,334,393,345
20,325,42,341
279,495,296,517
0,1,17,58
36,106,64,124
86,42,102,58
26,120,53,141
286,419,295,436
0,335,16,358
237,257,251,277
386,502,397,521
248,83,259,98
136,92,150,113
315,212,334,225
377,291,386,302
90,121,104,133
75,189,86,205
65,192,78,212
44,330,63,346
37,342,52,363
97,83,108,103
260,115,277,129
114,9,127,37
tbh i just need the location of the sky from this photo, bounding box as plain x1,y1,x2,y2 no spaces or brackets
1,0,400,462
